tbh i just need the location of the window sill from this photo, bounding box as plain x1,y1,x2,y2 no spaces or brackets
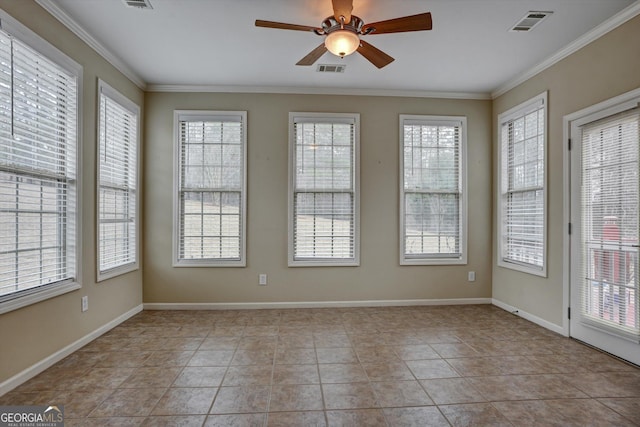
401,257,467,266
288,260,360,267
97,262,139,282
173,259,246,268
0,281,81,315
498,259,547,278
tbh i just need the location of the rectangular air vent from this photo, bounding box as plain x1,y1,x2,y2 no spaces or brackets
122,0,153,9
317,64,346,73
510,11,552,32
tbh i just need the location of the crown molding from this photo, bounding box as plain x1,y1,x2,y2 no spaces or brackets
146,84,492,100
36,0,146,90
492,1,640,99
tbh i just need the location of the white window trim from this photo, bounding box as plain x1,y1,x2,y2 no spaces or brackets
96,79,140,282
172,110,247,267
0,9,83,314
497,91,548,277
399,115,468,265
288,112,360,267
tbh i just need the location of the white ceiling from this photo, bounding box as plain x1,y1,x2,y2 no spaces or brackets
40,0,638,97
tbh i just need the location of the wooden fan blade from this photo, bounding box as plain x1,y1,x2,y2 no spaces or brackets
255,19,320,32
332,0,353,24
362,12,432,34
296,43,328,66
357,39,394,69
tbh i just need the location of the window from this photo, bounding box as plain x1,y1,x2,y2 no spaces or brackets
289,113,359,266
97,80,139,280
498,92,547,276
174,111,247,266
400,115,467,264
0,12,82,313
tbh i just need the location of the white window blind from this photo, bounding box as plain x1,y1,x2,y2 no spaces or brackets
289,113,359,266
579,108,639,339
498,93,547,275
174,111,246,266
97,81,139,279
0,23,79,304
400,116,466,264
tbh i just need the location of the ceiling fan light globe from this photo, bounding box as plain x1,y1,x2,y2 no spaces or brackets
325,29,359,58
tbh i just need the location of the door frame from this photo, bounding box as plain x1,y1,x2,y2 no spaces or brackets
563,87,640,340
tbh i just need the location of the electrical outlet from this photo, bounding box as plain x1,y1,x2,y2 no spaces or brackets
81,295,89,312
468,271,476,282
259,274,267,286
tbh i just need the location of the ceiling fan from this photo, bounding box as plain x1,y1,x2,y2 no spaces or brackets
255,0,432,69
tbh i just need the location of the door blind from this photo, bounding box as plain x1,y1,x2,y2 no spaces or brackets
292,119,356,261
98,90,137,273
402,120,462,259
0,29,78,298
579,108,639,339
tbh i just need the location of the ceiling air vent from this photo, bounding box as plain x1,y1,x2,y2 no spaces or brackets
510,11,552,32
317,64,346,73
122,0,153,9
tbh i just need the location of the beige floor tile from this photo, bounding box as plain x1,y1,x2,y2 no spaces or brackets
322,382,379,410
187,350,234,367
143,351,195,367
276,333,315,348
151,387,217,415
66,417,144,426
430,343,480,358
231,349,275,366
361,362,415,382
316,347,358,364
274,347,317,364
266,410,326,426
355,345,400,363
141,415,206,426
199,337,240,351
406,359,460,380
393,344,441,361
370,380,434,407
70,368,136,390
546,398,638,427
318,363,368,383
420,378,486,405
313,333,352,348
120,367,182,388
173,367,227,388
89,388,166,417
383,406,450,427
492,400,567,426
439,402,512,427
272,364,319,384
222,365,273,386
204,413,266,427
560,372,640,398
7,305,640,426
209,385,270,414
268,384,324,411
325,409,386,426
47,388,115,418
598,397,640,425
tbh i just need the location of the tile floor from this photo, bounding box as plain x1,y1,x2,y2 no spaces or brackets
2,305,640,426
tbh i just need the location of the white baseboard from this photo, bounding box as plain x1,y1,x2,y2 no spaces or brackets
144,298,492,311
0,304,143,397
492,298,567,336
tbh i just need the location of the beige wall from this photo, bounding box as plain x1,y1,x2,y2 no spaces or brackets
0,1,144,383
144,93,492,304
492,16,640,326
